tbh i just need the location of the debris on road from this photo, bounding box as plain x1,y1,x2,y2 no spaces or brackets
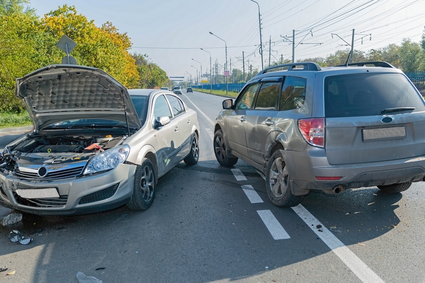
6,270,16,276
76,271,103,283
8,230,33,245
0,267,8,272
1,212,23,227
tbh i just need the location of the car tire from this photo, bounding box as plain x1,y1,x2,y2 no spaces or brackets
377,182,411,194
213,129,238,167
184,133,199,166
265,150,303,207
127,158,156,211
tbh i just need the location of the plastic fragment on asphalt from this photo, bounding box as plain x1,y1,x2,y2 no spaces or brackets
6,270,16,276
76,272,103,283
8,230,33,245
1,212,23,227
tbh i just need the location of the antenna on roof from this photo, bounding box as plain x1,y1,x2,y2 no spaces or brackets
56,35,77,64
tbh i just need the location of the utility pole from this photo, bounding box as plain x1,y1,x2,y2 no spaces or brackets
242,51,245,82
230,58,232,83
349,28,355,64
292,29,295,63
269,36,272,66
250,0,264,70
280,54,283,64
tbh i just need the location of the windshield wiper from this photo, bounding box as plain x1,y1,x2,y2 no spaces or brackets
381,107,415,114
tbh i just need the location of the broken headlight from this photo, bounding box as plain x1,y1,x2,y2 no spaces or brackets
83,145,130,175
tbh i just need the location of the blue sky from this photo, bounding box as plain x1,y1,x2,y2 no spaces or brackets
30,0,425,80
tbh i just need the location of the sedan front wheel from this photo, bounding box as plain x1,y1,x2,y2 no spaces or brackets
127,158,156,210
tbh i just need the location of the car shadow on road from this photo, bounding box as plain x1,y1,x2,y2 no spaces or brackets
0,160,405,282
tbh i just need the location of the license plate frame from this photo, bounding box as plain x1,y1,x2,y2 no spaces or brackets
362,126,406,141
15,188,60,199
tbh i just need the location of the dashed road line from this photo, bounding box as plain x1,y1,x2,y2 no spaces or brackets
257,210,291,240
292,204,385,283
241,185,263,204
231,168,247,181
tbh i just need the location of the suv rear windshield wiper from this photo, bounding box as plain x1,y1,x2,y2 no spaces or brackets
381,107,415,114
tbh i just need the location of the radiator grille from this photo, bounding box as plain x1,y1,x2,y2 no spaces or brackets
15,166,84,180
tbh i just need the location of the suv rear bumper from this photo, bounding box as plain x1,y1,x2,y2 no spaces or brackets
285,149,425,194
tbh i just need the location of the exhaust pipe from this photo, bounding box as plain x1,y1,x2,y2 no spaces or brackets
332,185,346,194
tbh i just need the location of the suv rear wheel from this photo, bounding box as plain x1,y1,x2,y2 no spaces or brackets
266,150,302,207
377,182,411,194
213,129,238,167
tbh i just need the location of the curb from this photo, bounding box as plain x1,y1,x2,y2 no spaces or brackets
0,126,33,136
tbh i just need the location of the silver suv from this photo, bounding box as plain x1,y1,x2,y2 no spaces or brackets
214,62,425,207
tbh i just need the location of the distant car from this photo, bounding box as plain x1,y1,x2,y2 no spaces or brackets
160,87,169,90
173,87,183,95
214,61,425,207
187,87,193,93
0,65,200,215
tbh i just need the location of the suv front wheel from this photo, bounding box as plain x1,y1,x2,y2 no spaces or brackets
266,150,303,207
213,129,238,167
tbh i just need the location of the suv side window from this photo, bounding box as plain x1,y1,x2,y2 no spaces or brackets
166,94,185,116
254,82,281,110
153,95,172,120
279,76,307,111
235,83,260,110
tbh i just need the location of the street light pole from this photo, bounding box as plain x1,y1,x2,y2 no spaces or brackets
191,58,202,81
200,48,213,94
209,31,228,95
249,0,264,70
190,65,198,85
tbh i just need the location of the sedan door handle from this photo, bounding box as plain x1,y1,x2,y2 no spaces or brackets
240,116,246,122
264,119,274,126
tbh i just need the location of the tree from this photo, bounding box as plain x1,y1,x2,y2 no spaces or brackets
133,54,169,88
41,5,139,87
398,39,422,72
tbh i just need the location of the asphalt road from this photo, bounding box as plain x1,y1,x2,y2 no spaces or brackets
0,91,424,283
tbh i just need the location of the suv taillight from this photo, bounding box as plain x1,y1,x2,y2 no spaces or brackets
298,118,325,148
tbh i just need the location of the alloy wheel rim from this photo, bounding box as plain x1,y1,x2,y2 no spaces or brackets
214,135,226,161
269,156,288,198
140,165,154,201
192,137,199,160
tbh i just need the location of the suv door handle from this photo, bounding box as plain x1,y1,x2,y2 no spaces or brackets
240,116,246,122
264,118,274,126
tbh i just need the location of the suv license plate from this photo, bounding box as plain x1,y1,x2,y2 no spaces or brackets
16,188,59,199
363,126,406,141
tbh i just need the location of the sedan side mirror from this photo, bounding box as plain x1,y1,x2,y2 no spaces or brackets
154,116,171,129
222,99,234,109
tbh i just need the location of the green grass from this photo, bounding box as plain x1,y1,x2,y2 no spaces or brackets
193,88,239,98
0,112,32,128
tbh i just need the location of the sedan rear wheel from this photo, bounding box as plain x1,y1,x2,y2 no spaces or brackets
265,150,302,207
184,133,199,165
213,129,238,167
127,158,156,210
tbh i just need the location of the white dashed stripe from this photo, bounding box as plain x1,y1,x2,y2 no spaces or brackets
257,210,291,240
292,204,385,283
231,168,247,181
241,185,263,204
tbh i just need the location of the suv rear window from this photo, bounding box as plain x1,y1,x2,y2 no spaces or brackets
325,73,425,117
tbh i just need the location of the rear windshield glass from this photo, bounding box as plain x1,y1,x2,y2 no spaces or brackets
325,73,425,117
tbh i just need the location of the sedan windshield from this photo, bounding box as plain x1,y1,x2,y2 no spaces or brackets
45,119,128,129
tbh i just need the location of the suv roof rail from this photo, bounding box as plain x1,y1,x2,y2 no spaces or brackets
258,62,321,74
337,61,395,68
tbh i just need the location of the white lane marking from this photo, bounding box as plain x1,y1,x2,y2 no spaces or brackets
231,168,247,181
241,185,263,204
292,204,385,283
257,210,291,240
183,94,215,126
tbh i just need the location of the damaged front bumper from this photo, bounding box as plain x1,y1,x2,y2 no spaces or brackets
0,164,136,215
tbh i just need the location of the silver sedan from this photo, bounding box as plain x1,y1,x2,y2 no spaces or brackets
0,65,200,215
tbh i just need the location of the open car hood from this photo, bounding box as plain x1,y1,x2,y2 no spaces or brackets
16,65,141,131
